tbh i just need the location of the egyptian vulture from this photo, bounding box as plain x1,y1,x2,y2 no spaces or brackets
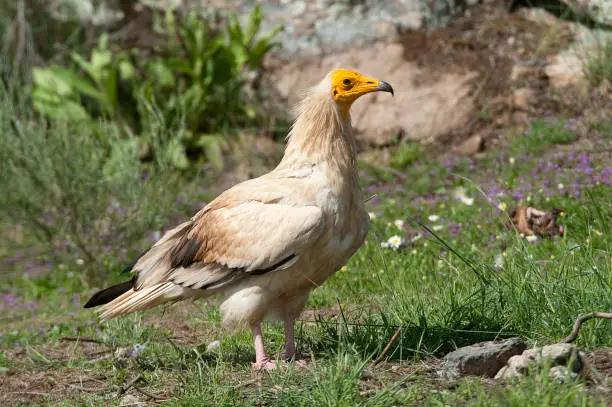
84,69,394,369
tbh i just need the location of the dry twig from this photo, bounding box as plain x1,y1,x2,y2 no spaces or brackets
133,386,167,401
117,374,143,396
59,337,109,345
561,312,612,343
370,325,403,367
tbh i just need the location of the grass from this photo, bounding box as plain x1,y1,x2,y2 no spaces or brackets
585,41,612,87
1,108,611,405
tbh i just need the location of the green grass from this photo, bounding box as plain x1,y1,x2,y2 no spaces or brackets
1,109,611,405
510,117,578,155
585,41,612,87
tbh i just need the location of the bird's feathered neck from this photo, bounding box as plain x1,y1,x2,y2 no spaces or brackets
278,87,357,178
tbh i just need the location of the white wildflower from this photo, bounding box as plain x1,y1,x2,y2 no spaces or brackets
411,234,423,242
525,235,538,242
76,258,84,266
494,253,504,270
461,197,474,206
453,187,466,199
557,183,564,190
394,219,404,229
428,215,440,222
131,343,146,357
432,225,443,231
497,202,507,211
509,157,516,165
381,235,404,249
368,212,377,220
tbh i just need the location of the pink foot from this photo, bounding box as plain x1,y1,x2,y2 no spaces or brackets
282,353,310,366
252,357,277,371
295,359,309,367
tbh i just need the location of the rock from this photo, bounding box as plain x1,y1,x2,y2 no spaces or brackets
270,42,478,146
114,346,130,359
510,64,536,82
495,343,585,380
120,394,145,407
545,52,586,89
438,338,526,378
206,340,221,352
549,365,579,383
512,88,536,110
455,135,485,156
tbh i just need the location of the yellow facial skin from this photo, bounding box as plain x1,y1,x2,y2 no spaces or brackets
330,69,394,118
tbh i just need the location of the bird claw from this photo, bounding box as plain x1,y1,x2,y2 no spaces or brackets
252,357,277,371
294,359,309,366
282,354,310,366
252,357,309,371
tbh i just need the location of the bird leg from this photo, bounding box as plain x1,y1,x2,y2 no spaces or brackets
251,323,276,370
283,316,296,360
283,316,308,366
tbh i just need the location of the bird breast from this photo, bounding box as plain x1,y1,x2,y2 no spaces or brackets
308,162,368,274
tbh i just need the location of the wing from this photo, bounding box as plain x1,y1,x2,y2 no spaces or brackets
131,198,324,291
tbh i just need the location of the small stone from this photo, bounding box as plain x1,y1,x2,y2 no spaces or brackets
455,135,485,156
206,340,221,352
120,394,145,407
438,338,526,378
512,88,536,110
495,343,585,380
114,347,130,359
549,365,579,383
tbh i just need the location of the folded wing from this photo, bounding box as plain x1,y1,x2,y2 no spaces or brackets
132,199,325,292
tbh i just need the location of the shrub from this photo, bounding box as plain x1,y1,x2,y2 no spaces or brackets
0,90,194,280
30,6,282,169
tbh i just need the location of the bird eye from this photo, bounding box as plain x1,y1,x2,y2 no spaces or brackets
342,79,351,86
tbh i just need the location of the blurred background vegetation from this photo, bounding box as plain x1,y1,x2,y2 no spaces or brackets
0,0,285,282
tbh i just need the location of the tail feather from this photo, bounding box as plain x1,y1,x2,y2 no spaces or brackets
98,282,188,320
84,279,134,308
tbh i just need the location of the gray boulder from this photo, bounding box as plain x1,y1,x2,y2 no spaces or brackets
438,338,527,378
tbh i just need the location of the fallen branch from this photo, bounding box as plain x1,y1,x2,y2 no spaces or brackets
117,374,143,396
370,325,403,367
66,383,108,393
59,337,109,346
562,312,612,343
133,385,167,401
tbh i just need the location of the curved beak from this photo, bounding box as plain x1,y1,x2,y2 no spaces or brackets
376,80,394,96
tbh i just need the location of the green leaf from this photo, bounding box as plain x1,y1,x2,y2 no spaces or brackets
104,62,119,115
147,60,175,87
245,5,263,45
49,67,103,101
244,104,256,119
165,58,192,74
32,67,74,97
118,60,136,80
71,52,98,84
32,89,90,121
91,49,112,74
197,134,228,170
166,137,189,169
